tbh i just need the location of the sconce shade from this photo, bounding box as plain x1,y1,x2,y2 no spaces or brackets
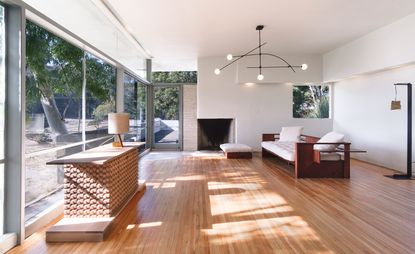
391,100,402,110
108,113,130,134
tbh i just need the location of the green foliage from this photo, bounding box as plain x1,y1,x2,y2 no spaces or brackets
124,75,147,122
154,87,179,120
152,71,197,83
89,100,115,129
25,20,115,117
293,85,330,118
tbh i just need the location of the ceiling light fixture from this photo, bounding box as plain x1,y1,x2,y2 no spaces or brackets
214,25,308,80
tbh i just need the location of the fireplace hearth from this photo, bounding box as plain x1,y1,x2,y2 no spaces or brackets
198,118,234,150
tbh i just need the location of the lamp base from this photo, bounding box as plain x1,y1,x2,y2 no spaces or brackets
384,174,415,180
112,141,123,147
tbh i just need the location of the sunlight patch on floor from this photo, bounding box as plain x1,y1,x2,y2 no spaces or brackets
127,221,163,230
203,217,331,252
167,175,206,181
208,181,262,191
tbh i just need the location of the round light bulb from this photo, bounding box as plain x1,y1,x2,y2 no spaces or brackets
301,64,308,70
257,74,264,81
227,54,233,61
214,68,221,75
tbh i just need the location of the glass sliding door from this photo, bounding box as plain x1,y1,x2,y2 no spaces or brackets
124,73,148,152
0,4,5,238
152,85,182,149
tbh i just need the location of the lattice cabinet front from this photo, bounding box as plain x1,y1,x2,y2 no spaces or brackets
63,148,139,218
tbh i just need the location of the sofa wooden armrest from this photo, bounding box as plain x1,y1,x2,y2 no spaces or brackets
295,142,350,178
262,133,280,141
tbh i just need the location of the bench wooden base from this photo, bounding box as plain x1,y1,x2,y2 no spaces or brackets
225,152,252,159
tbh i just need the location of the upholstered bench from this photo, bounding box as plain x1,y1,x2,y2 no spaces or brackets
220,143,253,159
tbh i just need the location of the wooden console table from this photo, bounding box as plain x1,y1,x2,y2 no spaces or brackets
45,142,146,242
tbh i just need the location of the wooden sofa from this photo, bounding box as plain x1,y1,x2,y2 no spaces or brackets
262,133,351,178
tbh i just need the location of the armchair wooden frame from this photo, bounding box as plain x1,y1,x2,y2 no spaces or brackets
262,133,351,178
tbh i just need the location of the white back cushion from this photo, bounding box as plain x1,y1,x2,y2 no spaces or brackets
279,126,303,142
314,132,345,151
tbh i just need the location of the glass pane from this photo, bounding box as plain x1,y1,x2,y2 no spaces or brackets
152,71,197,83
25,20,84,154
85,53,116,141
124,73,147,149
293,85,330,119
154,86,179,144
25,145,83,223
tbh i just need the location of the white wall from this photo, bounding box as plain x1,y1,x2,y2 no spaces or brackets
198,56,332,151
333,65,414,171
324,12,415,81
324,12,415,172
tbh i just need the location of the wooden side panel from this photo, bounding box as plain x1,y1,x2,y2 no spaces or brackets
262,133,279,141
296,143,346,178
225,152,252,159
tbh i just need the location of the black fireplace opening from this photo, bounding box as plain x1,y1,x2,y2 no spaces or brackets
198,119,233,150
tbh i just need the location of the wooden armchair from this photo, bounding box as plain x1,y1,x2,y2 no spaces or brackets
262,133,351,178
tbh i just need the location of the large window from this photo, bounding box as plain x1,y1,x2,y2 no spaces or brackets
25,21,116,223
293,85,330,119
124,73,147,149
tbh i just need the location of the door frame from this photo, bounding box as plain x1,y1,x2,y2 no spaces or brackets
150,83,183,150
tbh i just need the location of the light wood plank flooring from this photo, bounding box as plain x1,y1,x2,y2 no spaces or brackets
9,152,415,253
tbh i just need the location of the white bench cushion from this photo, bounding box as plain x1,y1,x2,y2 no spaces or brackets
220,143,252,153
262,141,295,161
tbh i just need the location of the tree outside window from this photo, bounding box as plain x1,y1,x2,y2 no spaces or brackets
293,85,330,118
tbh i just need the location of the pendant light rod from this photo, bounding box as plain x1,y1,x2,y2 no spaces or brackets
259,26,262,75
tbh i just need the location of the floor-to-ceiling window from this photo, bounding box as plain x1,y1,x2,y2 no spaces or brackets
24,20,116,225
0,3,6,238
124,73,147,151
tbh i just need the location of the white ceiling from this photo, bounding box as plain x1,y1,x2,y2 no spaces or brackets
105,0,415,71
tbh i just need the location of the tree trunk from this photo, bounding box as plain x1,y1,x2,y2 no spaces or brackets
40,94,69,135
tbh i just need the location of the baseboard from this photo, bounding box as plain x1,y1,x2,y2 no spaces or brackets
0,233,17,254
25,201,64,238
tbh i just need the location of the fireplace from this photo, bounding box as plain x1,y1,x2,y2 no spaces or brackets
198,118,234,150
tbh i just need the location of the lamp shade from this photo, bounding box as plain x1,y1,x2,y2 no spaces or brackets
108,113,130,134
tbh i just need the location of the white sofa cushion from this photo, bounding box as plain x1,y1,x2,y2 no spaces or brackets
314,132,345,151
220,143,252,153
279,126,303,142
261,141,295,161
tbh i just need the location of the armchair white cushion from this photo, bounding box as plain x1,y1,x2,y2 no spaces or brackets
279,126,303,142
314,131,345,151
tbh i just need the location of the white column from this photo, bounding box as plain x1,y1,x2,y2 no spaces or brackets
4,5,25,245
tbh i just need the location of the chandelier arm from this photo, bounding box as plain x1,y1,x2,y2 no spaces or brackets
236,53,297,72
218,42,267,71
262,53,296,72
247,66,303,69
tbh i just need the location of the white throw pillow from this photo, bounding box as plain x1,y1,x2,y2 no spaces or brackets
279,126,303,142
314,132,345,151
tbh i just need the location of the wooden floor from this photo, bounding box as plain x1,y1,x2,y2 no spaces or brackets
9,152,415,254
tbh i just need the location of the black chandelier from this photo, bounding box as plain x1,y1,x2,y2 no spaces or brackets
214,25,308,81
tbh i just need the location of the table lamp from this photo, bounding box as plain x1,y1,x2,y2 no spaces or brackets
108,113,130,147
